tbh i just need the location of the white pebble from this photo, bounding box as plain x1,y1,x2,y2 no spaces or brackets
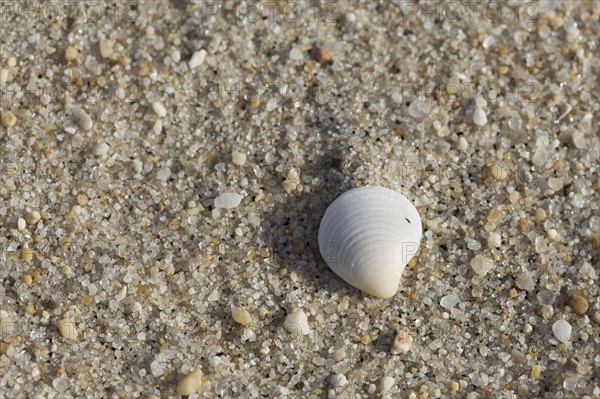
152,102,167,117
284,310,311,335
473,107,488,126
552,319,572,343
440,294,460,309
70,105,93,130
214,192,243,209
189,49,207,69
156,168,171,181
487,232,501,248
17,218,26,231
330,373,347,387
548,177,563,191
289,47,303,61
572,130,586,149
92,143,110,157
380,376,394,395
515,273,534,291
470,254,494,277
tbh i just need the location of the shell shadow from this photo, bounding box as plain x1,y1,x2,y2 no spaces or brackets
258,149,356,295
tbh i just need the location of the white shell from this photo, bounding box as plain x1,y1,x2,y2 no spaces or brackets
318,186,422,298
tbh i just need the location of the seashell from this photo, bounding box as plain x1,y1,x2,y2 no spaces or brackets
318,186,422,298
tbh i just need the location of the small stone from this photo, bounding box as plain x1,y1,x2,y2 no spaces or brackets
70,106,93,130
450,381,459,392
0,68,8,84
546,228,560,242
57,316,78,340
99,40,113,58
572,130,586,149
116,286,127,301
284,310,311,335
17,218,26,231
535,208,546,221
470,254,494,277
156,168,170,181
568,294,588,315
152,102,167,117
487,232,501,248
515,272,534,291
509,191,520,203
487,208,502,223
214,192,243,209
440,294,460,309
331,349,346,362
21,274,32,285
329,373,347,387
592,311,600,324
231,306,252,326
232,150,247,166
176,368,203,395
289,47,303,61
548,177,563,191
315,47,333,65
473,107,488,126
76,193,89,206
92,143,110,157
189,49,207,69
1,111,17,128
541,304,554,319
530,364,542,379
64,46,78,61
390,328,412,354
380,376,394,395
518,218,528,231
552,319,572,343
24,210,41,225
21,248,33,262
488,163,507,180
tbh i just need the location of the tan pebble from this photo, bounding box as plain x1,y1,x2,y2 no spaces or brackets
488,163,507,180
231,306,252,326
518,218,528,231
592,311,600,324
57,316,78,340
76,193,89,206
360,334,372,345
568,294,588,315
315,47,333,65
61,265,72,275
2,111,17,128
32,271,40,283
21,274,33,285
21,248,33,262
332,349,346,362
24,210,41,225
508,288,518,298
176,368,203,395
82,295,93,306
99,40,113,58
531,364,541,379
65,46,78,61
232,150,247,166
25,304,35,315
7,56,16,67
487,208,502,223
390,328,413,354
450,381,459,392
